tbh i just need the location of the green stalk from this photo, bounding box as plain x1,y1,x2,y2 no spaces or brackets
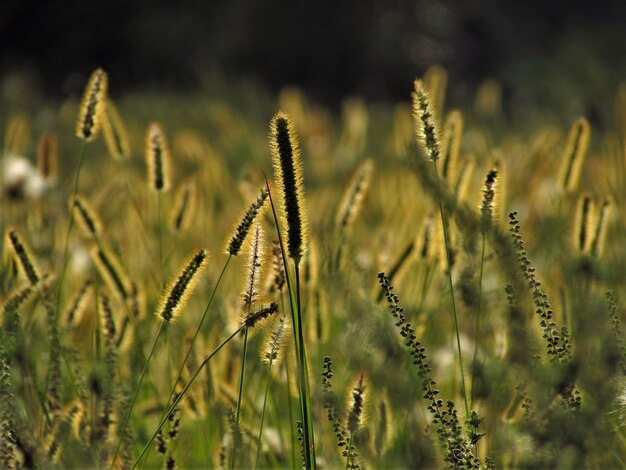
132,324,245,469
111,320,167,467
266,179,316,468
282,293,297,470
230,327,250,470
345,432,353,470
55,140,86,321
471,234,486,407
432,161,470,419
254,361,274,469
140,256,232,466
158,190,165,288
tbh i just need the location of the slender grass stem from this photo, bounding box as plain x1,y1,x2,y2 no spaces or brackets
265,178,316,468
345,432,353,470
254,361,274,469
230,327,250,470
158,191,165,288
55,140,86,320
112,320,167,467
132,324,245,470
471,234,486,407
432,161,470,419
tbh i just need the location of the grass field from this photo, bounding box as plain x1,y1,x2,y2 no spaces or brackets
0,67,625,469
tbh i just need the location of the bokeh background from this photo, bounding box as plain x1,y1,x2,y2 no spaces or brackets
2,0,626,122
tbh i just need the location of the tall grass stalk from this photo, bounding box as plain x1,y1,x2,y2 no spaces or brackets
433,161,470,419
111,320,167,465
133,322,252,469
230,327,249,469
254,361,272,468
265,178,316,468
471,234,486,407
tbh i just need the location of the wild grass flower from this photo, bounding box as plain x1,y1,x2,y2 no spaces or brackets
5,228,40,286
226,187,269,257
75,68,108,142
559,117,590,193
102,99,130,161
270,112,308,265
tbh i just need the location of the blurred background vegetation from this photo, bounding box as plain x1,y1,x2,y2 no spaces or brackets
2,0,626,125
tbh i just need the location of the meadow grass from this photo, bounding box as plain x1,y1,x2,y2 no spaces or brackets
0,67,624,469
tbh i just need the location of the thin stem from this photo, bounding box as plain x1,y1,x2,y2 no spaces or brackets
140,255,232,467
111,320,167,467
254,361,274,469
132,324,244,470
471,233,486,407
230,327,250,470
55,140,86,321
158,190,165,288
432,160,470,419
344,432,353,470
265,178,316,468
295,264,316,468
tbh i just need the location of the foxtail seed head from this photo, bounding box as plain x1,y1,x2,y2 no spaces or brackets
102,99,130,160
37,131,58,182
72,195,102,238
559,117,590,193
590,198,611,257
440,110,463,183
242,223,264,311
265,239,286,295
76,68,108,141
412,80,441,163
244,302,279,329
270,112,308,265
479,163,500,232
336,158,374,231
91,246,131,301
146,122,171,192
6,228,40,286
345,371,368,434
261,315,287,365
170,181,197,233
157,249,209,322
226,187,269,256
573,193,594,252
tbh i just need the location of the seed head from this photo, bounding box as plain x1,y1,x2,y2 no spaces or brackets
76,68,108,141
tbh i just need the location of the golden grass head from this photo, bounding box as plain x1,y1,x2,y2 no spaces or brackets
146,122,172,192
5,227,40,286
244,301,279,329
241,223,264,310
559,117,590,193
72,194,102,238
412,79,441,163
345,371,369,434
440,110,464,183
64,279,93,327
270,111,308,265
573,192,595,253
226,187,269,256
479,162,501,232
336,158,374,231
170,180,197,233
76,68,108,142
157,249,209,322
265,239,286,295
91,245,131,301
261,315,287,365
590,198,611,257
37,131,58,182
102,99,131,160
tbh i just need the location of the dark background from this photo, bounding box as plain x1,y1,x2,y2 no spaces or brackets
2,0,625,113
